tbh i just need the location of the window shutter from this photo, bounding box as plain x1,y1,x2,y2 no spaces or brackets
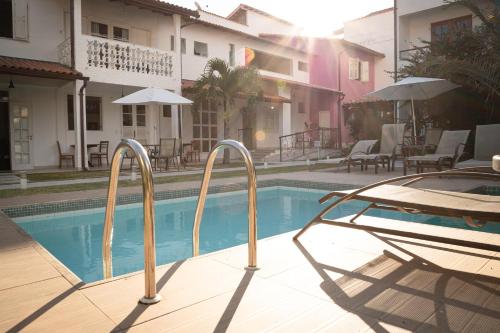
348,58,359,80
13,0,29,41
360,61,369,82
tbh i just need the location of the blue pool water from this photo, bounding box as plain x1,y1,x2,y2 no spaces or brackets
15,187,500,283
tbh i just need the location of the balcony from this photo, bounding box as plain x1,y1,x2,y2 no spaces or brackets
59,35,176,87
84,35,173,76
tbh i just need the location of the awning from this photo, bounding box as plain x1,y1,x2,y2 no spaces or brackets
0,56,85,80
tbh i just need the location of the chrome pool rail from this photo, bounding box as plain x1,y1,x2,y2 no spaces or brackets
192,140,258,269
102,138,161,305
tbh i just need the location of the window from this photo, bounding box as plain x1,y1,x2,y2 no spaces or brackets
264,108,278,130
91,21,108,38
192,100,218,152
67,95,103,131
194,41,208,57
348,57,360,80
170,35,175,51
181,38,186,54
0,0,28,40
162,105,171,118
229,43,235,66
122,105,132,126
113,26,129,42
86,97,102,130
248,49,292,75
0,0,13,38
298,102,305,114
431,15,472,43
360,61,369,82
136,105,146,127
298,61,308,72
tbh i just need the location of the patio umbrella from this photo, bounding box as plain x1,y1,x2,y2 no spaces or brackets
113,87,193,145
366,77,460,141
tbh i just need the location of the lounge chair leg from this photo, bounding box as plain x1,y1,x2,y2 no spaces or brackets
293,220,317,240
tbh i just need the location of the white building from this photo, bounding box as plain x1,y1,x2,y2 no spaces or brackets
0,0,196,171
1,0,345,171
179,4,337,153
341,0,488,89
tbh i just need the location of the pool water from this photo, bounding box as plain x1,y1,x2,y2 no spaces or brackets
15,187,500,283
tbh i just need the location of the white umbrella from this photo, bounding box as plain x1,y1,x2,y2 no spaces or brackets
113,87,193,105
113,87,192,144
367,77,460,141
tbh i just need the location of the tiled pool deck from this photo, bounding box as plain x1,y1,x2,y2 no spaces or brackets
1,169,499,332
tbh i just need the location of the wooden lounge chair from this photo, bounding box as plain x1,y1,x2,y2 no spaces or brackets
457,124,500,168
90,141,109,167
317,140,377,171
355,123,406,174
404,130,470,175
294,168,500,252
57,141,75,168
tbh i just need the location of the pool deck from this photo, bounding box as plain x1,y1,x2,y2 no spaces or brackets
1,169,500,332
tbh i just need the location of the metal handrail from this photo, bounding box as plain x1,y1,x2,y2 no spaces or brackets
102,139,161,305
192,140,258,269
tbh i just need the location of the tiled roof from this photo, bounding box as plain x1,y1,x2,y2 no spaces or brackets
0,56,84,80
114,0,198,18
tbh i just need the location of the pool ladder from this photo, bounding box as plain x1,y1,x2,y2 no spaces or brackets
101,139,258,305
102,139,161,304
192,140,258,270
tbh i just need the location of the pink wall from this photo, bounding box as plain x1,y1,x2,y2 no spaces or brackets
308,38,376,146
259,35,378,146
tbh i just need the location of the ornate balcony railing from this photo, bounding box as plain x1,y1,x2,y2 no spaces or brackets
57,38,72,67
84,35,173,77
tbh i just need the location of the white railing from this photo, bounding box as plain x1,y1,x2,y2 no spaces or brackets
84,35,173,77
57,38,72,67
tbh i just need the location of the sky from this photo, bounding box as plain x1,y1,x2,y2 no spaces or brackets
168,0,393,36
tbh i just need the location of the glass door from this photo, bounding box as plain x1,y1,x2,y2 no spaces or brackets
11,103,32,170
122,105,147,144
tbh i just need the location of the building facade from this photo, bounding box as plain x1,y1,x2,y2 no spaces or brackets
0,0,381,170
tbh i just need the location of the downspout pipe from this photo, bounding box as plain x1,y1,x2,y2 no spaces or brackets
337,50,345,149
70,0,75,69
393,0,398,123
79,78,89,170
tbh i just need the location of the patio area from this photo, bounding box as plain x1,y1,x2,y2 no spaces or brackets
1,206,499,332
0,166,499,332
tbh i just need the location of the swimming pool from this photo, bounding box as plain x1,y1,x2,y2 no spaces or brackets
14,186,500,283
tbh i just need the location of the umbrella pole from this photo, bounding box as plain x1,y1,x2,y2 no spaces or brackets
411,97,417,143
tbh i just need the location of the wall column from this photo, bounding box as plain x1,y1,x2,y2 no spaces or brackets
171,13,182,139
73,81,82,169
278,85,292,136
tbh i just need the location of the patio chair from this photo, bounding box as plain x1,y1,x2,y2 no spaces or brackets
294,168,500,253
57,141,75,168
401,128,443,157
456,124,500,168
355,123,406,174
152,138,177,171
184,140,201,163
403,130,470,175
317,139,377,172
90,141,109,167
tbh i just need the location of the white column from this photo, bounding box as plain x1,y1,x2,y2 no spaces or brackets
73,81,82,169
278,86,292,136
171,14,182,139
282,103,292,136
72,0,84,72
80,84,88,168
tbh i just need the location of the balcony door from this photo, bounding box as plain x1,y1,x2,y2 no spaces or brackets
122,105,147,143
10,103,33,170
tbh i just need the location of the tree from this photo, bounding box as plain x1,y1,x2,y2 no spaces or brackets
187,58,261,163
398,0,500,121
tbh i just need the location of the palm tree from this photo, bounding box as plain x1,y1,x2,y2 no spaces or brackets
188,58,261,163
